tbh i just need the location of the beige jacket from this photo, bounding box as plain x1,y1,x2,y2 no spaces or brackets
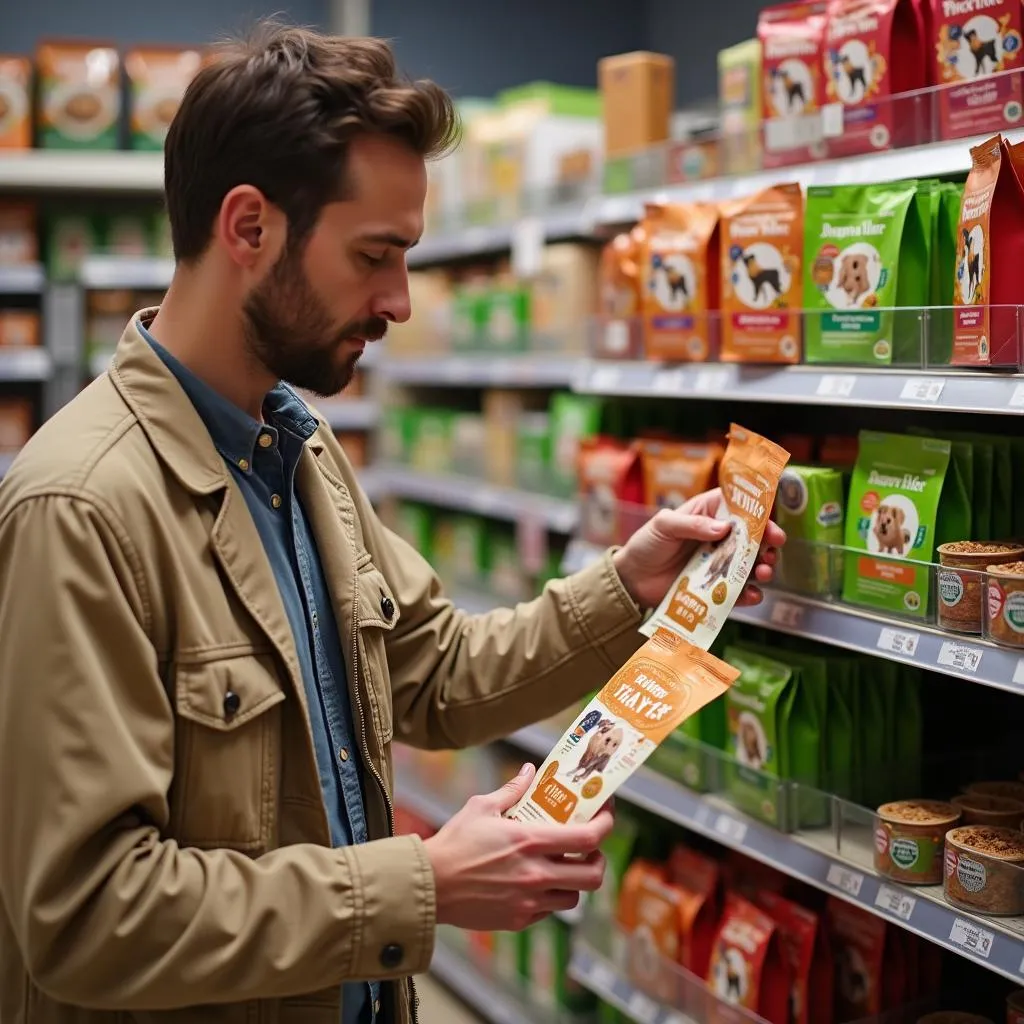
0,314,643,1024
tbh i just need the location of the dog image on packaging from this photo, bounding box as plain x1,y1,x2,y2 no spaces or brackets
933,0,1024,141
505,628,738,826
721,183,804,363
642,425,790,649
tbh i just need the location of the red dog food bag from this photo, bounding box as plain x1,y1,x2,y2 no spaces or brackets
933,0,1024,142
707,893,790,1023
953,134,1024,367
759,2,830,168
823,0,929,156
577,437,643,546
638,439,723,510
756,891,833,1024
667,845,723,979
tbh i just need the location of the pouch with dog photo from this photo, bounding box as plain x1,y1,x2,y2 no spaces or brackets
842,430,951,617
641,201,720,363
642,424,790,648
803,180,918,364
707,892,791,1023
506,628,738,826
720,183,803,363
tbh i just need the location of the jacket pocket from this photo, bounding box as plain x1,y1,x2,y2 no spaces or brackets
354,562,398,745
171,653,286,851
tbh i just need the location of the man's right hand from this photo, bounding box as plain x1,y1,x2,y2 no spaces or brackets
422,763,612,932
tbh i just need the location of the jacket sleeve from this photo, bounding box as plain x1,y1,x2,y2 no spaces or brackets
350,481,645,750
0,494,435,1010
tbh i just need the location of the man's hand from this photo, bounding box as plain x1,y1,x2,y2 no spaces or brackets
423,765,611,932
612,488,786,612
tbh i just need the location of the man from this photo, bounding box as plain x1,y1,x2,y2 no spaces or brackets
0,21,782,1024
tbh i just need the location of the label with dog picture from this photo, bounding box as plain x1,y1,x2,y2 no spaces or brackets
720,184,804,364
803,181,917,365
504,628,738,826
642,424,791,649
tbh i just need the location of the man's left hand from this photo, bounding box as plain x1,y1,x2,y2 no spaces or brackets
611,488,786,612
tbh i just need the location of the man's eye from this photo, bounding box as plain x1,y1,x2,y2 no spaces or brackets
361,252,386,267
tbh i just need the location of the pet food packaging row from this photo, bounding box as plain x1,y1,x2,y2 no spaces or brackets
0,42,202,151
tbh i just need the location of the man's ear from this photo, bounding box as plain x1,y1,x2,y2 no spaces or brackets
216,185,286,269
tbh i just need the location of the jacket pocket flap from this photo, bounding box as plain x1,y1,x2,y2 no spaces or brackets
356,564,401,631
175,653,286,731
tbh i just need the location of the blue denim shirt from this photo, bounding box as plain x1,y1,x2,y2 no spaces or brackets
145,329,377,1024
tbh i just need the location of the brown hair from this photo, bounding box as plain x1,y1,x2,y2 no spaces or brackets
164,20,460,262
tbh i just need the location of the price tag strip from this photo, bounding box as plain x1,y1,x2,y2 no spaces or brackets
826,863,865,898
770,599,805,630
937,641,982,674
950,918,995,959
877,628,920,657
815,374,857,398
899,377,945,403
875,885,916,922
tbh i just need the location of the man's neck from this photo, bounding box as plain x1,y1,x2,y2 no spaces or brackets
147,268,274,421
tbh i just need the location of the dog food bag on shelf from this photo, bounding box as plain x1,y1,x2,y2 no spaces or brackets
598,230,644,358
756,891,833,1024
823,0,929,157
577,437,642,547
803,180,918,364
667,845,722,979
36,41,121,150
0,56,31,149
642,424,791,647
759,2,829,168
707,892,791,1023
842,430,952,616
637,439,722,510
125,47,202,151
933,0,1024,141
506,628,739,826
718,39,764,175
641,201,721,362
775,465,845,595
723,645,821,829
720,183,804,363
827,898,907,1018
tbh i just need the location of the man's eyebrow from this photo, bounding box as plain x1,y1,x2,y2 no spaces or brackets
363,232,419,249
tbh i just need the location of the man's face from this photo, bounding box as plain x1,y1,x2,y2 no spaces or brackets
243,134,426,397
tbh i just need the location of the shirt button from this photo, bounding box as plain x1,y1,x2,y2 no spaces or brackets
237,457,249,472
380,595,395,620
258,432,273,448
270,494,282,509
223,690,241,718
379,943,403,969
339,747,349,762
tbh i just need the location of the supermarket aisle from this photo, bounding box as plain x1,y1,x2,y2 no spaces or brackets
415,972,487,1024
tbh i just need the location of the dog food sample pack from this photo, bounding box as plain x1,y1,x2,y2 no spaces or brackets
934,0,1024,141
505,627,738,826
642,202,720,362
953,134,1024,366
598,230,644,358
642,424,790,647
36,41,121,150
823,0,929,157
759,2,829,168
842,430,951,616
803,181,918,364
707,893,791,1022
720,183,804,363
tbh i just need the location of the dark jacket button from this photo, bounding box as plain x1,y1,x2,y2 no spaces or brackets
223,690,241,718
380,595,395,620
379,943,403,969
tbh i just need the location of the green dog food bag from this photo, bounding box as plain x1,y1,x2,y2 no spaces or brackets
909,427,974,548
927,182,964,366
829,667,862,804
893,180,938,366
842,431,952,618
977,433,1014,539
774,465,845,597
803,181,918,366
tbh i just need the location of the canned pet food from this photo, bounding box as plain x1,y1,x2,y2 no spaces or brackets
875,800,961,885
944,826,1024,916
966,780,1024,803
986,562,1024,647
1007,988,1024,1024
953,793,1024,831
938,542,1024,634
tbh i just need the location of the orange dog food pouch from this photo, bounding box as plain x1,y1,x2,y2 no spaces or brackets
506,628,738,825
642,201,720,362
638,439,722,509
668,846,723,980
597,227,645,358
642,424,790,649
721,183,804,363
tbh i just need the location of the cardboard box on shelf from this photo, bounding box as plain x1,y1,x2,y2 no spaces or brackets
598,51,675,159
125,46,202,151
0,310,40,348
530,243,600,352
36,40,121,150
718,39,763,175
0,56,32,150
0,203,38,266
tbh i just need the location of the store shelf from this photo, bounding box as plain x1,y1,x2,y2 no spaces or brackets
315,398,379,431
80,256,174,291
0,347,52,381
370,465,579,532
509,724,1024,983
0,150,164,193
0,263,45,294
381,353,579,388
0,452,16,479
573,360,1024,416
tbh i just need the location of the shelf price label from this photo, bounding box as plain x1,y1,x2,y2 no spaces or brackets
937,641,983,675
693,368,729,394
713,814,748,846
587,959,617,993
816,374,857,398
949,918,994,959
627,990,659,1024
770,599,805,630
826,863,865,898
877,628,920,657
589,365,622,392
652,368,687,394
900,378,945,403
875,885,916,922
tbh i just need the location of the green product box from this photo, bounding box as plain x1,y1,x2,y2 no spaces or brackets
590,811,640,923
487,522,528,603
549,393,604,496
451,287,487,352
451,413,487,479
451,514,488,587
519,918,595,1014
603,156,634,195
775,465,845,596
37,44,121,150
409,409,455,474
380,407,415,464
46,210,103,281
515,412,552,493
394,502,434,560
647,695,726,795
483,285,531,352
431,514,457,585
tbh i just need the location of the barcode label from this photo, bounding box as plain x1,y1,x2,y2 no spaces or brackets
693,368,729,394
770,599,805,629
877,628,920,657
900,378,945,403
602,322,631,358
713,814,748,845
937,641,983,674
652,368,686,394
627,990,659,1024
875,885,916,922
816,374,857,397
827,863,865,897
949,918,994,959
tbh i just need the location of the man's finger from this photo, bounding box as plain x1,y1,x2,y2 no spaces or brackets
737,584,763,606
485,763,536,813
753,562,774,583
528,810,615,855
653,510,730,544
763,521,787,548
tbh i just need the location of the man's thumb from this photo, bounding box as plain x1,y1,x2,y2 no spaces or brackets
659,511,731,543
491,762,536,813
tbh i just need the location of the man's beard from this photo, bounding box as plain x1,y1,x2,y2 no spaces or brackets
243,246,387,398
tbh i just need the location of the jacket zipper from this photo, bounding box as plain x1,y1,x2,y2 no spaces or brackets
349,569,420,1024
